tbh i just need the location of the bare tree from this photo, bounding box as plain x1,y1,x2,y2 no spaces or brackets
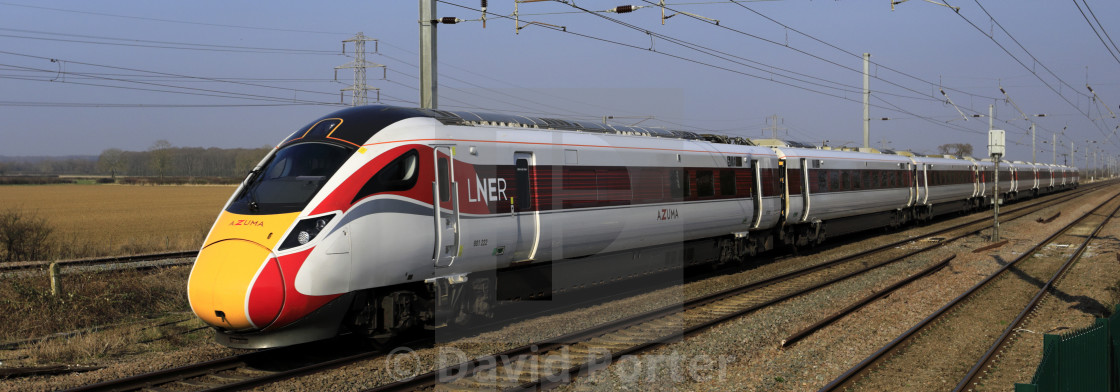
98,148,125,180
149,140,173,180
937,143,974,158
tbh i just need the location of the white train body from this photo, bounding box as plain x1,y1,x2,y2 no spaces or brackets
186,106,1078,348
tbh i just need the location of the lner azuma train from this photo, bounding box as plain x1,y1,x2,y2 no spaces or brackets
187,105,1078,348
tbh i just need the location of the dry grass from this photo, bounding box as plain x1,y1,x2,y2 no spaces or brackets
0,184,235,259
0,267,192,343
19,316,211,365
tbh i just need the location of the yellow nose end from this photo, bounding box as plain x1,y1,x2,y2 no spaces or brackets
188,239,273,330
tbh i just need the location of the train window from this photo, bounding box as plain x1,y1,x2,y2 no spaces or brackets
720,170,735,196
830,170,841,190
818,170,827,192
696,170,715,197
352,149,420,204
230,142,352,215
787,169,801,195
437,156,450,202
685,170,692,198
669,169,685,199
516,158,531,210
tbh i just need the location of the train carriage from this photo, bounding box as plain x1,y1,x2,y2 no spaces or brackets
771,146,913,238
909,154,979,219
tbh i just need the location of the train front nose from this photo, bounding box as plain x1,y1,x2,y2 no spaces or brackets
188,211,299,331
189,240,285,331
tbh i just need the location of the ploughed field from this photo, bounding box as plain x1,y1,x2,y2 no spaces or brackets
0,184,235,259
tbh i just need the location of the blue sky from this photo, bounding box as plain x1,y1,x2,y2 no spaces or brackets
1,1,1118,167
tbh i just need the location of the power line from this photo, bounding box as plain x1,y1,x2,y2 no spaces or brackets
0,1,348,36
0,101,315,108
724,1,1002,102
437,0,996,137
1071,0,1120,68
943,0,1115,148
1078,0,1120,62
563,1,937,102
0,27,339,55
0,62,342,106
636,0,954,103
0,50,341,99
374,48,607,118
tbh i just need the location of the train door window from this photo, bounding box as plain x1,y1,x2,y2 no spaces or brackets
516,158,531,210
790,168,802,194
720,169,736,196
696,170,715,197
437,156,450,202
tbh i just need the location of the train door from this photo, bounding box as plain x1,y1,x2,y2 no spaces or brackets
432,145,460,268
750,159,763,228
512,152,540,261
916,164,928,204
778,159,788,222
800,158,811,222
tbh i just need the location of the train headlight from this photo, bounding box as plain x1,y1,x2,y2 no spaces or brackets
280,213,337,251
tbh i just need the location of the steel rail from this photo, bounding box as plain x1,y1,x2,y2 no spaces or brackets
954,191,1120,392
819,187,1120,392
0,250,198,272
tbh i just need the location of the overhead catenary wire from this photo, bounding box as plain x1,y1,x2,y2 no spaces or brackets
942,0,1116,149
481,1,997,135
436,1,905,112
1070,0,1120,68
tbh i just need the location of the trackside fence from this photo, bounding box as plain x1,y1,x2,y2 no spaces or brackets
1015,305,1120,392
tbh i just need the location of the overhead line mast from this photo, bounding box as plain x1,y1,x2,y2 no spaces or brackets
420,0,437,109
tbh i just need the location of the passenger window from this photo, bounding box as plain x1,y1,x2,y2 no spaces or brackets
720,170,736,196
669,169,685,199
696,170,715,197
352,150,420,204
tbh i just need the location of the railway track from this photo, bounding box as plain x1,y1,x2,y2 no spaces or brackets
0,251,197,273
366,187,1103,391
56,184,1100,391
820,185,1120,392
61,336,417,392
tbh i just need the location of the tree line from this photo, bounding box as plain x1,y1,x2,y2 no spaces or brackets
98,141,271,179
0,141,272,178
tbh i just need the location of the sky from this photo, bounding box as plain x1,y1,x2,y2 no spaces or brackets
1,1,1119,168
